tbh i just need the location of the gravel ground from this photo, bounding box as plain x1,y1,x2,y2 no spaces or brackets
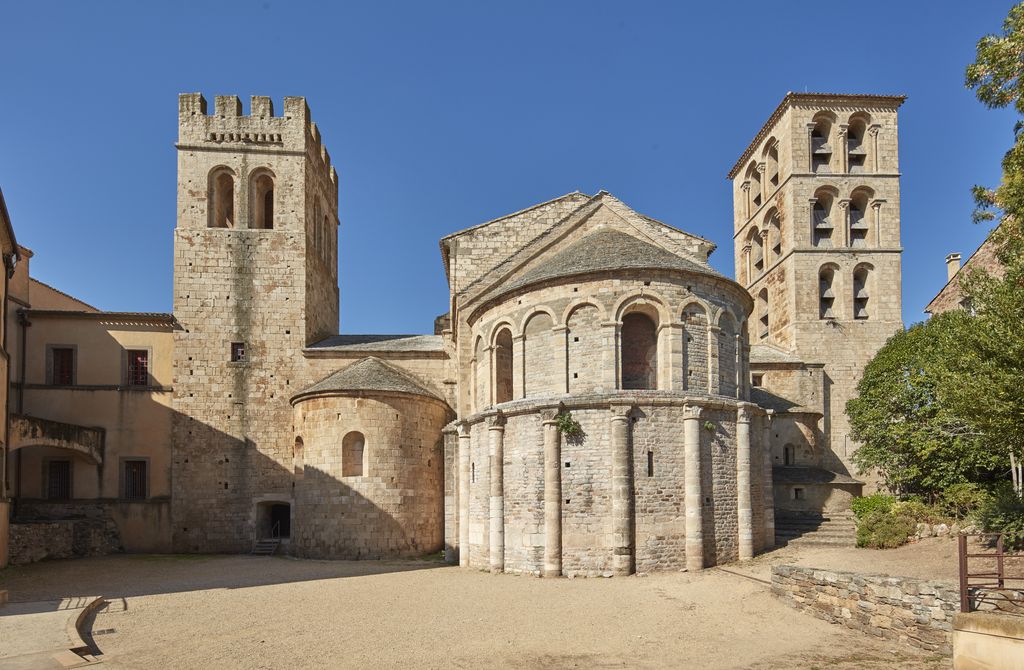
0,548,952,670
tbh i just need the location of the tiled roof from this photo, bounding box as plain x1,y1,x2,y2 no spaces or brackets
292,357,442,402
306,334,445,353
501,229,721,295
749,344,804,365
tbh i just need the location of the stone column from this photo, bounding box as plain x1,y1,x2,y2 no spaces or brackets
838,199,851,249
666,321,685,391
458,422,472,567
837,124,849,173
741,181,750,220
741,243,752,286
871,200,884,247
683,404,704,572
736,404,754,561
610,405,634,576
756,162,767,204
808,197,818,246
543,414,562,577
762,411,775,548
869,125,880,173
734,333,743,399
806,123,817,172
488,415,505,573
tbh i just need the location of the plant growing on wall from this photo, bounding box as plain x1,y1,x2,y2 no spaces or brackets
703,421,716,433
555,412,583,439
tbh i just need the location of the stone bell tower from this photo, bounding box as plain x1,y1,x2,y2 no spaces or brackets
171,93,339,552
728,92,904,479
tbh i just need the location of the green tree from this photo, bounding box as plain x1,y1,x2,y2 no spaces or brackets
847,317,1002,499
959,1,1024,494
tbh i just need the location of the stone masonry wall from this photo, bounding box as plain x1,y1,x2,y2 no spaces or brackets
771,564,957,654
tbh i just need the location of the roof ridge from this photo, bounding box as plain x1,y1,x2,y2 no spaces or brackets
440,191,589,241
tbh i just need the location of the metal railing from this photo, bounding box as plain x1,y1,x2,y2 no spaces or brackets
958,533,1024,615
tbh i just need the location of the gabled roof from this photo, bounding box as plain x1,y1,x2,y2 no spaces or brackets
726,92,907,179
291,356,443,403
502,228,721,295
306,334,444,353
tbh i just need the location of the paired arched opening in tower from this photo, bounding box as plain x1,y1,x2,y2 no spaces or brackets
493,327,514,404
748,225,765,277
620,310,658,390
811,187,837,248
208,167,236,228
810,112,836,174
819,264,838,319
764,140,780,189
342,431,365,477
849,187,874,248
756,288,770,340
249,170,275,229
765,208,782,264
847,113,871,173
745,162,762,210
853,264,872,320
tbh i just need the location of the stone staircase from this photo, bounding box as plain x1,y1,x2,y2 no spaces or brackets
252,538,280,556
775,513,856,547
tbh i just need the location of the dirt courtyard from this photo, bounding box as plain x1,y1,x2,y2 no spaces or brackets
0,543,958,670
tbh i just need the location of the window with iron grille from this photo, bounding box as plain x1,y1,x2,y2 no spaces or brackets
46,460,71,500
50,347,74,385
122,460,148,500
230,342,246,362
127,349,149,386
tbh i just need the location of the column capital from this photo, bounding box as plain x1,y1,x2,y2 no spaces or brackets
740,181,751,192
683,404,703,420
756,162,766,174
487,412,506,430
457,421,472,437
742,243,752,254
736,403,755,424
540,407,561,424
870,199,886,210
868,124,881,137
837,198,851,210
806,122,817,131
609,404,634,422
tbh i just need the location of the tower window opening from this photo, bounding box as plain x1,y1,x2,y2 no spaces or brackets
849,196,868,248
342,431,365,477
210,170,235,228
757,288,769,340
766,142,780,187
847,124,867,173
853,266,871,320
819,267,836,319
811,122,832,174
251,172,275,229
230,342,246,362
812,198,833,248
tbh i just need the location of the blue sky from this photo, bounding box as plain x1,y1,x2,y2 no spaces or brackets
0,1,1017,332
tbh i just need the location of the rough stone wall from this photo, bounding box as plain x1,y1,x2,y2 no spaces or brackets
566,304,603,393
442,426,458,562
523,311,559,397
172,94,340,552
560,407,613,576
772,565,957,654
467,421,490,569
683,305,709,393
705,408,738,564
633,404,687,573
8,517,121,565
291,393,447,559
502,412,545,574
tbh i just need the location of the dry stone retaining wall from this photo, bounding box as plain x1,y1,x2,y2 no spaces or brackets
771,564,957,654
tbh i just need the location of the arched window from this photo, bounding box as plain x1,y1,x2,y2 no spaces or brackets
853,266,871,320
849,189,872,248
718,312,738,397
819,266,836,319
847,115,870,173
812,192,834,248
811,117,833,174
250,172,274,229
766,141,780,188
757,288,769,340
342,431,365,477
621,312,658,390
493,328,513,404
766,210,782,262
746,162,762,209
209,169,235,228
293,437,304,476
749,226,764,276
682,304,708,393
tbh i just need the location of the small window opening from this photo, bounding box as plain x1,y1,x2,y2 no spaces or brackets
230,342,246,362
343,431,365,477
647,451,654,477
751,374,763,387
783,445,795,466
793,487,805,501
122,460,148,500
46,460,71,500
50,347,74,385
127,349,149,386
471,462,476,484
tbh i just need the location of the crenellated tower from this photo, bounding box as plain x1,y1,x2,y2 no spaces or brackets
728,93,904,486
171,93,339,551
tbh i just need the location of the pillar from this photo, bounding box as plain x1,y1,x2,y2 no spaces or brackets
756,162,767,204
543,415,562,577
838,199,851,248
762,411,775,548
683,404,704,571
512,334,525,399
610,405,634,576
837,124,849,173
458,422,471,567
488,415,505,574
736,405,754,561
